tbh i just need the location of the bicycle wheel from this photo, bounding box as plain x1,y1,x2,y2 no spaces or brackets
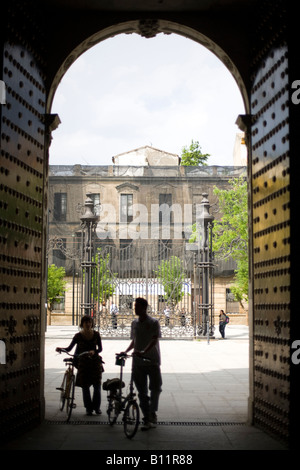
58,372,68,411
65,374,75,422
123,400,140,439
107,396,120,425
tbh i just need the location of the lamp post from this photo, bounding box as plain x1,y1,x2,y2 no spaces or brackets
80,194,99,317
197,193,215,340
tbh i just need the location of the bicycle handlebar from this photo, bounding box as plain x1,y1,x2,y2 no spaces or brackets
56,348,75,356
57,349,88,357
57,349,105,362
116,352,151,362
116,352,131,359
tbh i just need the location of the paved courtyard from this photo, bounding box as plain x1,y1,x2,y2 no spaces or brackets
45,325,250,424
1,325,288,451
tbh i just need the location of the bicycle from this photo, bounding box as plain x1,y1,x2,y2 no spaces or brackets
103,353,140,439
56,349,91,422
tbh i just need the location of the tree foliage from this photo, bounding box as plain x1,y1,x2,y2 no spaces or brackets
47,264,67,312
156,256,186,306
180,140,210,166
188,177,248,307
92,249,116,302
212,177,248,307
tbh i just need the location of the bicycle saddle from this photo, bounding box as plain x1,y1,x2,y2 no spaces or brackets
63,358,73,364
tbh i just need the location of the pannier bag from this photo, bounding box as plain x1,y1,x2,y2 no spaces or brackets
103,378,125,391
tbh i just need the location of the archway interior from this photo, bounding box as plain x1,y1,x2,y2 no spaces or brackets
50,33,245,167
46,31,249,424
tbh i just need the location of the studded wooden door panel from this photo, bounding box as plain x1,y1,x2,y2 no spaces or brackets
251,34,290,442
0,2,46,440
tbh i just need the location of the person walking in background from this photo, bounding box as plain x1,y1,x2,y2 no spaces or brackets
110,302,118,329
56,315,104,416
123,297,162,430
164,305,170,326
219,309,229,339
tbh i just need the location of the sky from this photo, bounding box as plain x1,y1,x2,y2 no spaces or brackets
49,33,245,167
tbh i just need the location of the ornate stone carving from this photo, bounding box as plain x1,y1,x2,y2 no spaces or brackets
138,19,160,38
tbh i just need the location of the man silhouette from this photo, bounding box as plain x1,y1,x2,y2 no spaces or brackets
124,297,162,430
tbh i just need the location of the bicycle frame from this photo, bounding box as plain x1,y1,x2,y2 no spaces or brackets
56,351,76,421
103,353,140,438
115,353,130,401
56,349,92,421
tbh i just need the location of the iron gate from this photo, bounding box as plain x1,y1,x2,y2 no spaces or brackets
91,240,200,338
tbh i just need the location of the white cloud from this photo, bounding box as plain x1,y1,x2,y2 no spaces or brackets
50,33,245,167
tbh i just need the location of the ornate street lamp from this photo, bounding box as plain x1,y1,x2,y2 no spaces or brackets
197,193,215,340
80,194,99,316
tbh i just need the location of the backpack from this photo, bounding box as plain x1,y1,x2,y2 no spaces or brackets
225,315,230,324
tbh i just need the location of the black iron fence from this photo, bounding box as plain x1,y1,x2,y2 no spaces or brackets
91,241,198,338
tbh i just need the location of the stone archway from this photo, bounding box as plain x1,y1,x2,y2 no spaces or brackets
45,14,254,419
46,20,250,115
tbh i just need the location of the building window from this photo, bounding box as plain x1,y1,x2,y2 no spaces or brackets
54,193,67,221
157,294,166,311
52,238,66,268
158,239,172,261
120,194,133,223
159,193,173,225
226,288,240,314
52,295,65,312
119,239,133,277
90,193,100,216
120,239,133,260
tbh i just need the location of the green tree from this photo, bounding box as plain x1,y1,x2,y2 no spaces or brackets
212,177,248,308
180,140,210,166
189,177,248,308
47,264,67,312
92,249,116,303
156,256,186,306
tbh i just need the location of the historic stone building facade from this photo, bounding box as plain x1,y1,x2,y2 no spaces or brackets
48,146,247,328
